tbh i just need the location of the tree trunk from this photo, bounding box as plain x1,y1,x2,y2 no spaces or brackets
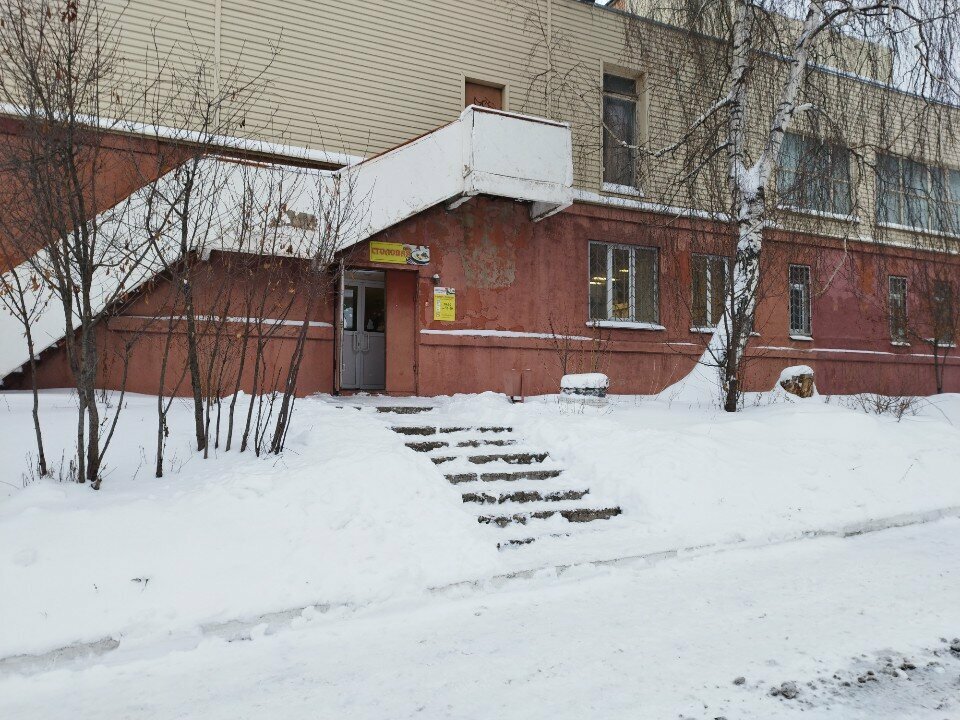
182,279,207,452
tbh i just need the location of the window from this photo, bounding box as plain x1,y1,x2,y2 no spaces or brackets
589,241,659,324
888,276,907,343
877,154,960,234
777,132,851,216
602,74,638,188
933,279,955,345
691,254,729,328
788,264,812,337
465,80,503,110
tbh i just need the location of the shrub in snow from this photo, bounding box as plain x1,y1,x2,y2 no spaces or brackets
560,373,609,398
834,393,919,421
778,365,816,399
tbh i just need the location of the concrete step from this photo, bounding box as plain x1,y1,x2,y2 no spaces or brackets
390,425,513,436
467,452,548,465
462,488,590,505
444,469,564,484
392,426,440,436
478,505,622,528
455,438,517,448
405,440,448,452
433,451,548,467
376,406,434,415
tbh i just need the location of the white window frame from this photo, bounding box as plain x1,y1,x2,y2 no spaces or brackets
691,253,730,329
778,132,852,216
602,73,639,190
588,241,659,324
788,264,812,338
877,154,960,236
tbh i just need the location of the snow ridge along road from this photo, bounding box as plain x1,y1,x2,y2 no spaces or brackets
2,517,959,719
3,500,959,676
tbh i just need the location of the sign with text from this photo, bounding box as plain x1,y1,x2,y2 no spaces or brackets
369,241,430,266
433,287,456,322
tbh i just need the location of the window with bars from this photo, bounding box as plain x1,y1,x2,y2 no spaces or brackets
777,132,852,216
933,279,956,345
691,254,729,328
602,74,638,188
589,241,659,324
789,264,812,337
888,276,907,343
877,154,960,235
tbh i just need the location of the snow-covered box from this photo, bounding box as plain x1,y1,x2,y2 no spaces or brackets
560,373,609,398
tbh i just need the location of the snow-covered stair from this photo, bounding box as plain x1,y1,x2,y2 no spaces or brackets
389,420,622,549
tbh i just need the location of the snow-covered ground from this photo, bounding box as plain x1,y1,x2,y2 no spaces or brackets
2,518,959,719
1,388,960,716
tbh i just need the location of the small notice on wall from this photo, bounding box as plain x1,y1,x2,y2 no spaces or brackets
369,241,430,266
433,287,456,322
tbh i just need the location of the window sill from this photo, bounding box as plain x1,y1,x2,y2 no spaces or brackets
877,222,960,240
778,205,860,224
588,320,665,331
789,334,813,342
602,182,643,197
925,339,958,348
890,340,911,347
690,327,761,337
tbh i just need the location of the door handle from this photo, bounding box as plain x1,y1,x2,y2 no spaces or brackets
362,333,370,353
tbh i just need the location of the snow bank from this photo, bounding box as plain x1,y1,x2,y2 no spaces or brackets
511,392,960,566
4,390,960,660
0,393,499,658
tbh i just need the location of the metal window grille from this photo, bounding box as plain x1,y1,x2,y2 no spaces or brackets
789,264,812,336
888,276,907,343
691,253,729,327
588,241,659,324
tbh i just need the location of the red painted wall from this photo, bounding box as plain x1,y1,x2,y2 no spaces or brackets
14,195,960,398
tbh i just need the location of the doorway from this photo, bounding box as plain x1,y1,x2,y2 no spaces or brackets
341,271,386,390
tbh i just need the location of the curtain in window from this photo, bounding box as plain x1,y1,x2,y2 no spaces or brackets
603,95,636,187
634,248,658,323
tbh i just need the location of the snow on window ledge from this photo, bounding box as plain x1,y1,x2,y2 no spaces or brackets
601,182,643,197
777,205,860,224
690,326,760,336
789,334,814,342
588,320,665,331
878,222,960,241
890,340,911,347
925,338,958,348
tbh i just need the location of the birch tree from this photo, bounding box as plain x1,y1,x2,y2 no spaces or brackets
631,0,960,410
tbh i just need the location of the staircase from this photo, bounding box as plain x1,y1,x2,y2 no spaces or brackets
381,406,622,549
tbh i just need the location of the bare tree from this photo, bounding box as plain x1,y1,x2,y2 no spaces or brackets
0,0,167,486
0,244,49,476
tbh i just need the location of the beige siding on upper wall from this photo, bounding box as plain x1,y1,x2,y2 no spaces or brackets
93,0,960,251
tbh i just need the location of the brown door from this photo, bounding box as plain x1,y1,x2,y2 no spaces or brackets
465,81,503,110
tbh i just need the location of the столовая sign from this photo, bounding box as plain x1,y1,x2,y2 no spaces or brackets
369,241,430,265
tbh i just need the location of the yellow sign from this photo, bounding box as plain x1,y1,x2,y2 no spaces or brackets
369,241,430,265
433,287,456,322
